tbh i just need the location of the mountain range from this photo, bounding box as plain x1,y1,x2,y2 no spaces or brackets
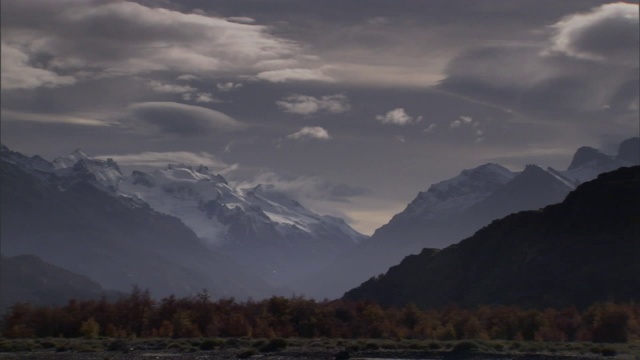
0,137,637,306
344,165,640,308
296,137,639,299
1,146,271,300
0,144,366,305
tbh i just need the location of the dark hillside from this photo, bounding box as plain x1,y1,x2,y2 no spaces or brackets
344,167,640,308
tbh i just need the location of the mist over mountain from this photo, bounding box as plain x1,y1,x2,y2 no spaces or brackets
296,138,639,299
344,166,640,308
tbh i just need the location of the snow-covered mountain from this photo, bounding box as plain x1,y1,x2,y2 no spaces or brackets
52,149,124,191
1,146,272,299
48,151,367,287
392,163,515,223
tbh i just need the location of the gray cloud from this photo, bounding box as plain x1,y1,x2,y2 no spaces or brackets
96,150,230,170
276,94,350,115
127,102,245,136
0,0,302,85
439,31,638,118
286,126,331,140
1,43,76,90
147,81,196,94
256,68,336,83
1,110,109,127
375,108,422,125
237,171,370,203
216,82,243,92
550,2,639,65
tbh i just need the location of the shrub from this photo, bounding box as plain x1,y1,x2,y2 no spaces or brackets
225,338,242,348
363,342,380,350
80,318,100,339
107,339,129,352
0,339,13,352
592,308,629,343
237,348,257,358
346,344,360,352
260,338,287,352
200,338,223,350
451,340,480,353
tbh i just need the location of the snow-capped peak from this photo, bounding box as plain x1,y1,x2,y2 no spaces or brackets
52,148,90,169
399,163,515,221
52,149,123,190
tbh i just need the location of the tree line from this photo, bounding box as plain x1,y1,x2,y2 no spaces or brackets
2,288,637,343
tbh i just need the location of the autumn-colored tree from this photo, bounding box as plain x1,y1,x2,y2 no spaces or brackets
80,317,100,339
2,291,639,342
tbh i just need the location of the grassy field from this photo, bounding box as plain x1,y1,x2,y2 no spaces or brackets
1,337,639,359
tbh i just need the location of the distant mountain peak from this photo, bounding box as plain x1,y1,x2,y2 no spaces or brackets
70,148,88,157
50,149,124,190
617,137,639,164
568,146,611,170
53,148,90,169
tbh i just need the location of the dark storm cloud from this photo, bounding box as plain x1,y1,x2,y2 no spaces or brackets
438,2,639,118
0,0,304,84
127,102,245,136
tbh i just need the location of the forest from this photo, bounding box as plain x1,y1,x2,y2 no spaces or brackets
2,288,637,343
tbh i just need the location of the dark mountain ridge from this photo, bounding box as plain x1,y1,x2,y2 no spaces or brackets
296,138,639,299
344,166,640,308
0,254,120,310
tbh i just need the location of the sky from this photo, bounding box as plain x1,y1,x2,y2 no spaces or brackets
1,0,638,235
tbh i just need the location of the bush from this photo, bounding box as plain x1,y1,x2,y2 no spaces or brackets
0,339,13,352
592,308,629,343
225,338,242,348
108,339,129,352
451,340,480,353
363,342,379,350
200,338,223,350
346,344,360,352
237,348,257,358
39,340,56,349
260,338,287,352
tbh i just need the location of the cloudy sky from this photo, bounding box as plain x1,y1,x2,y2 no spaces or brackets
2,0,638,234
